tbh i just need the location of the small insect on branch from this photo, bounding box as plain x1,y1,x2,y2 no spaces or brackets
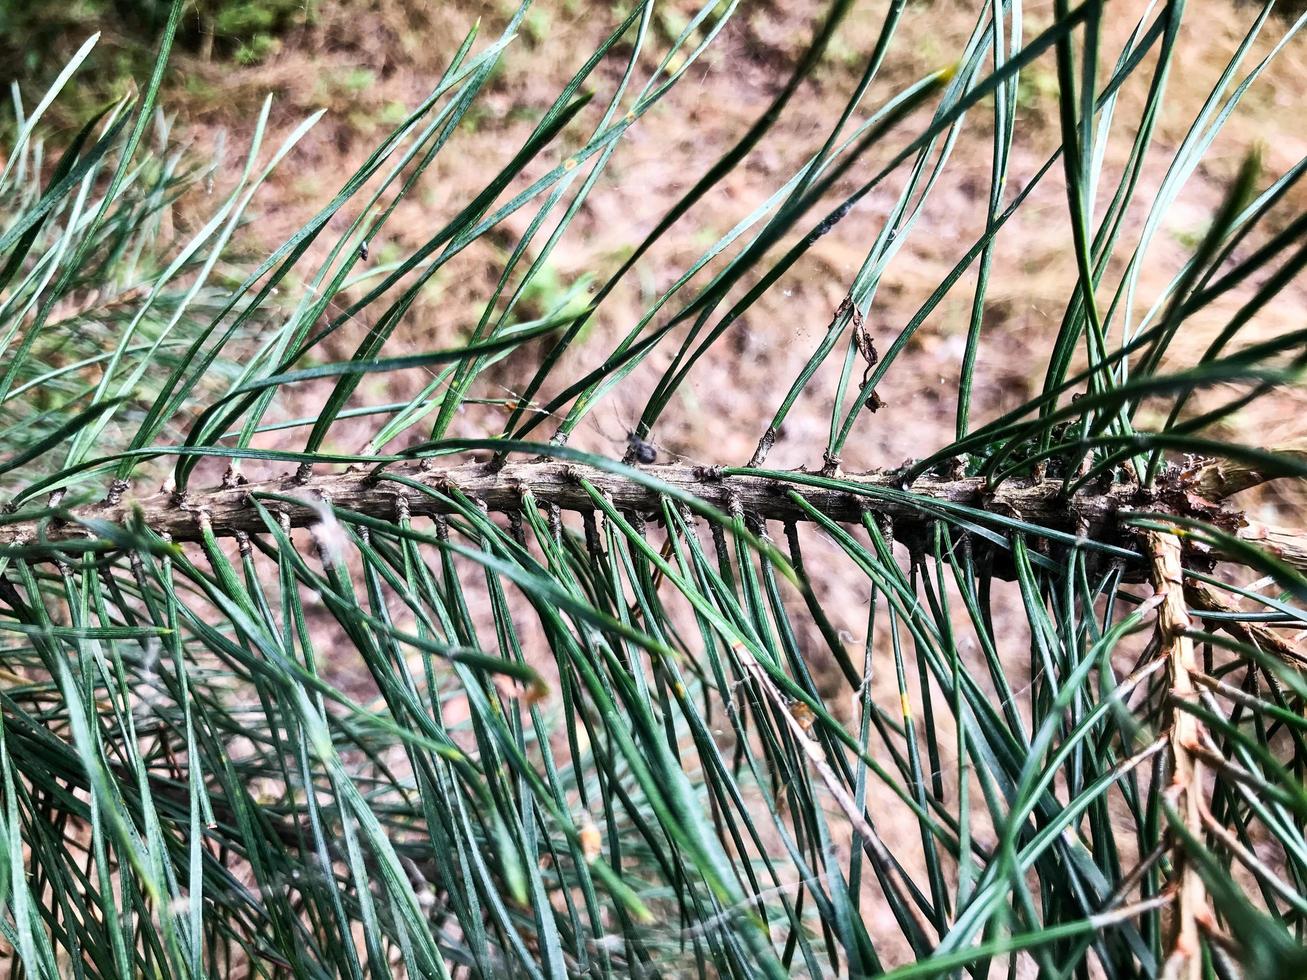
849,298,884,413
627,432,657,464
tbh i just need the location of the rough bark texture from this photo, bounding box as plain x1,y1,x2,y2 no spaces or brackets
1183,440,1307,500
2,461,1138,543
1148,529,1211,980
2,460,1303,575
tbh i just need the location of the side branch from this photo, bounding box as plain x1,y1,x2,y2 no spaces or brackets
1147,529,1210,980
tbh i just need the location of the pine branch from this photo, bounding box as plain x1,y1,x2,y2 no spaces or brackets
0,460,1133,543
5,458,1305,574
1184,440,1307,500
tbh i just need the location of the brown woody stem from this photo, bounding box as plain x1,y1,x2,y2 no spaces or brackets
2,460,1305,576
1183,441,1307,500
1147,529,1211,980
4,461,1137,546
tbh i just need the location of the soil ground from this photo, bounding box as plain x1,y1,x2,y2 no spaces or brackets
151,0,1307,494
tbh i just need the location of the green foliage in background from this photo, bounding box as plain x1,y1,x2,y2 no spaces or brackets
2,0,1307,977
1,0,311,62
0,0,312,134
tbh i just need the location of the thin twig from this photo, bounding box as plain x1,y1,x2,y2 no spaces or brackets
1183,440,1307,500
1147,529,1211,980
1184,579,1307,668
1090,890,1177,930
1198,804,1307,913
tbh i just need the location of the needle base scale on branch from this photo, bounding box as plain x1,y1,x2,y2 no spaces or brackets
4,459,1300,574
